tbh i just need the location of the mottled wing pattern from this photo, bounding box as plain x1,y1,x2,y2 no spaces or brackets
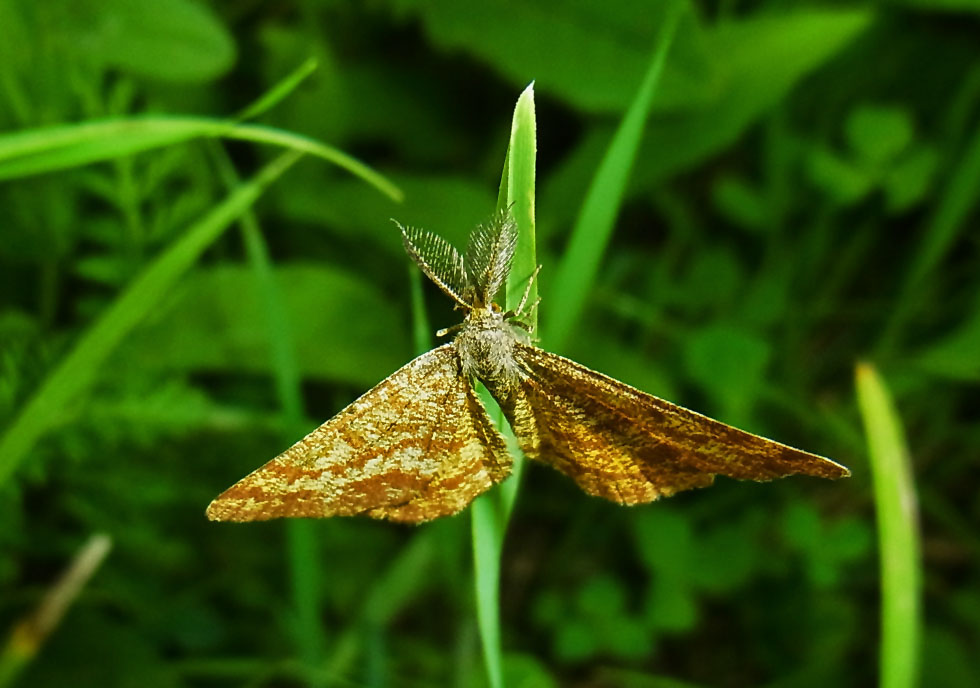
495,343,850,504
206,345,513,523
399,223,470,309
464,211,517,304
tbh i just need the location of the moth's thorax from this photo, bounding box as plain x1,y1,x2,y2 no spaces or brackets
453,305,525,398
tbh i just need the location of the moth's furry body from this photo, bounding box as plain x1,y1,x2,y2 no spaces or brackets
454,305,527,401
206,212,849,524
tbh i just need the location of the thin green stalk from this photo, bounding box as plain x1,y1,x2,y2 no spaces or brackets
0,151,302,487
324,531,437,680
408,266,433,355
855,362,921,688
211,144,326,687
546,4,682,350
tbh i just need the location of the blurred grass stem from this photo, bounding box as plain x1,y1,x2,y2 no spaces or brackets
0,534,112,688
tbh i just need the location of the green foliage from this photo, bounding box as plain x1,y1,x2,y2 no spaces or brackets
1,1,977,687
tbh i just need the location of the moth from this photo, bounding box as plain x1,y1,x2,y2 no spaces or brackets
207,213,849,523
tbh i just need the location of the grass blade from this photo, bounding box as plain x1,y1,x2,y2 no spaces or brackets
545,4,683,350
855,362,922,688
0,117,402,202
236,57,320,122
878,117,980,353
471,82,537,688
0,151,302,487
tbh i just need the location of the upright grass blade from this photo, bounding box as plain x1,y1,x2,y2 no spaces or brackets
0,151,302,486
906,118,980,295
211,145,326,688
545,4,683,350
470,11,679,679
408,267,433,355
878,117,980,354
855,363,922,688
471,82,536,688
0,116,401,202
325,529,438,680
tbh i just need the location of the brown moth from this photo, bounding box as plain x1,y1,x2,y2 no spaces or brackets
207,213,849,523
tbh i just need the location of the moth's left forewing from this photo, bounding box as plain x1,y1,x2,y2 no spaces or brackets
499,344,848,505
207,345,513,524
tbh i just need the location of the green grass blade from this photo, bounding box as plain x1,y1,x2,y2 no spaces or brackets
325,529,437,679
285,521,326,688
0,117,402,201
0,151,302,487
471,82,537,688
878,117,980,353
471,496,506,688
504,83,539,332
211,144,326,688
236,57,319,122
855,362,922,688
545,4,682,350
907,118,980,293
408,267,433,355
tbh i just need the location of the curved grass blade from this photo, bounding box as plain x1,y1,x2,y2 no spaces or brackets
0,117,402,202
0,151,302,487
856,362,922,688
546,3,683,350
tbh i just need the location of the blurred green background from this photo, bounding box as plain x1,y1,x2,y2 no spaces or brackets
1,1,978,686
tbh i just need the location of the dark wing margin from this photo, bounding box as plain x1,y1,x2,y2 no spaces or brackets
464,211,517,306
398,222,470,309
207,344,513,523
493,344,849,505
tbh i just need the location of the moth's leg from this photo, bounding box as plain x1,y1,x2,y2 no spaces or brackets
516,265,541,316
509,299,541,334
504,265,542,320
521,296,541,321
436,322,465,338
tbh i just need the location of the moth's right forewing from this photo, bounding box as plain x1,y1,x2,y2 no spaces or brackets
207,344,513,523
498,344,848,505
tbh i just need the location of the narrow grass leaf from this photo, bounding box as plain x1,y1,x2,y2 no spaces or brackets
472,82,537,688
236,57,320,122
855,362,922,688
907,119,980,292
0,151,302,487
879,117,980,352
546,4,682,350
0,117,402,201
